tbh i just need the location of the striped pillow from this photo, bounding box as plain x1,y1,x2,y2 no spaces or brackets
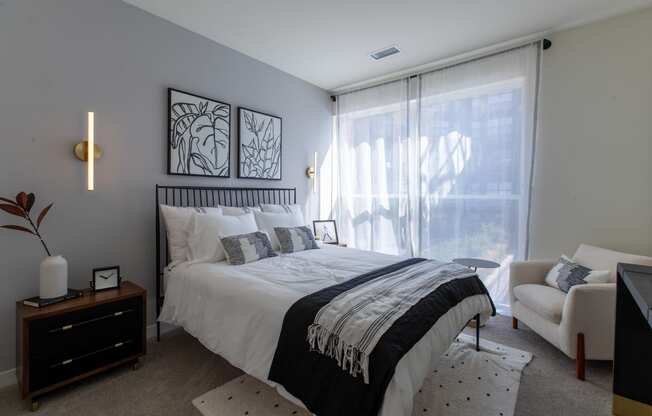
544,255,610,293
274,226,319,253
220,231,277,265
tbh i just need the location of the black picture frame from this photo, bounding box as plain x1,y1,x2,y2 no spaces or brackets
167,88,231,178
237,107,282,180
313,220,339,245
91,266,122,292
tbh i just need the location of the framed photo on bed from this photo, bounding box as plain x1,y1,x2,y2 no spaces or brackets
237,107,282,180
168,88,231,178
313,220,338,245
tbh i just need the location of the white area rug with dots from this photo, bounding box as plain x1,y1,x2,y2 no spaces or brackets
192,333,532,416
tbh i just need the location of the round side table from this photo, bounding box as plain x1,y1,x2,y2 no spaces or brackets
452,258,500,272
452,258,500,328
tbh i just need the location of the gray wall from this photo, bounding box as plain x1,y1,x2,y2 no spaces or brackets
0,0,331,372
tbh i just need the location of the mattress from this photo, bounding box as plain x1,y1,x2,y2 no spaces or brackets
159,245,493,416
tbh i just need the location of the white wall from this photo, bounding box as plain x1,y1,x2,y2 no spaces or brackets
529,7,652,259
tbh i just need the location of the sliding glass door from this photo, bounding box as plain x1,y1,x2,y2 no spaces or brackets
329,44,540,312
417,47,539,311
334,80,413,256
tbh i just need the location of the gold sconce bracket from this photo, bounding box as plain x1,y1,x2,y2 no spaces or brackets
73,141,102,161
306,166,315,178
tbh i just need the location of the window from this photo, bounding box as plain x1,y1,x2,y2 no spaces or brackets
329,44,540,313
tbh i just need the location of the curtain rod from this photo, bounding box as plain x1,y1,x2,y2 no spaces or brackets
330,35,551,99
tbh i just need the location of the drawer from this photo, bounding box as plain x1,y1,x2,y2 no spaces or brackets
29,297,143,361
29,338,139,392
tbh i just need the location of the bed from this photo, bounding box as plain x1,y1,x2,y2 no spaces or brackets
154,185,495,416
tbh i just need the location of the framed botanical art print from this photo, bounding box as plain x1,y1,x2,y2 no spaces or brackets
168,88,231,177
238,107,282,180
313,220,339,245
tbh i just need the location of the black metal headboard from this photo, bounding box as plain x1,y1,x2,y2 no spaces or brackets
154,184,296,340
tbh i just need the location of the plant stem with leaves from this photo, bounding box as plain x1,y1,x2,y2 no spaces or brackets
0,192,53,257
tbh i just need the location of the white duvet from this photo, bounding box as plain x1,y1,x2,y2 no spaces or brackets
159,245,493,416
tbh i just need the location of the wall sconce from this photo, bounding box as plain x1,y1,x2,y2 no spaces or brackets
73,112,102,191
306,152,317,193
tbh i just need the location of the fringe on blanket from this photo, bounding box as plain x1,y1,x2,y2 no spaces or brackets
307,323,371,384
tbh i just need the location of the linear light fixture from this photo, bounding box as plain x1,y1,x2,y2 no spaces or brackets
73,111,102,191
306,151,317,193
87,112,94,191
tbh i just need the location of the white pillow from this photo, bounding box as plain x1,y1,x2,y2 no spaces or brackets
218,205,261,216
159,205,222,263
260,204,304,222
253,211,305,251
187,212,258,262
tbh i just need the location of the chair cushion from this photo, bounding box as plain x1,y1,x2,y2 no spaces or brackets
573,244,652,283
513,284,566,324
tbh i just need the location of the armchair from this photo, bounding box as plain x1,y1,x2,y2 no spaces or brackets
509,244,652,380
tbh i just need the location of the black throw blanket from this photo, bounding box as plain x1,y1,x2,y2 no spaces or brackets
268,258,495,416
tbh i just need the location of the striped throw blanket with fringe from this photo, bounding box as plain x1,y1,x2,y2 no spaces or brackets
307,260,475,384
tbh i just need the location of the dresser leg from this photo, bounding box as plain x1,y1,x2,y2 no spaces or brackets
30,398,40,412
512,317,518,329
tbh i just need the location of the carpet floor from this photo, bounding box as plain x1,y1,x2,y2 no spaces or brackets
0,315,612,415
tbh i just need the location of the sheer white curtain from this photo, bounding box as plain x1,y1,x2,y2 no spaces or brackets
328,44,540,313
332,80,416,256
417,45,540,313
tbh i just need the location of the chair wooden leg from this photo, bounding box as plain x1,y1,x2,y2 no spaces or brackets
576,333,585,381
512,317,518,329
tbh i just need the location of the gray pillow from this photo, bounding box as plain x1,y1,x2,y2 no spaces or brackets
544,255,610,293
274,226,319,253
220,231,278,265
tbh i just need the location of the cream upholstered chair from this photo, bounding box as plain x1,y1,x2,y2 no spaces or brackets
509,244,652,380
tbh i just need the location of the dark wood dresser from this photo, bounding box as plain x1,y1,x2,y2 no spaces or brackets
16,281,146,410
613,263,652,416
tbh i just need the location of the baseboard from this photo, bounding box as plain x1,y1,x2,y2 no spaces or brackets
0,322,178,390
0,367,16,390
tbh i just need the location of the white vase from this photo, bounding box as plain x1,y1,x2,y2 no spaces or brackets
39,255,68,299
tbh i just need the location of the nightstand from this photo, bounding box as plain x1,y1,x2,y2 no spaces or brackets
16,281,146,410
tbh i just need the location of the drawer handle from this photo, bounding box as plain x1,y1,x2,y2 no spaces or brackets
50,339,133,368
49,309,134,333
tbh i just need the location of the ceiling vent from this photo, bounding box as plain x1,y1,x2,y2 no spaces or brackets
370,46,400,61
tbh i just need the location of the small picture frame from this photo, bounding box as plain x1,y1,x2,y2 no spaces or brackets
313,220,339,245
91,266,121,292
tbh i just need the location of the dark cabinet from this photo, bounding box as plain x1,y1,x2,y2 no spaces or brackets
16,282,146,410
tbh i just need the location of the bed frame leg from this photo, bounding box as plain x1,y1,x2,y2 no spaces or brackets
475,314,480,352
156,322,161,342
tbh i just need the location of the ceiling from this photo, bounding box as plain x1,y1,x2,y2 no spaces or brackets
123,0,652,91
